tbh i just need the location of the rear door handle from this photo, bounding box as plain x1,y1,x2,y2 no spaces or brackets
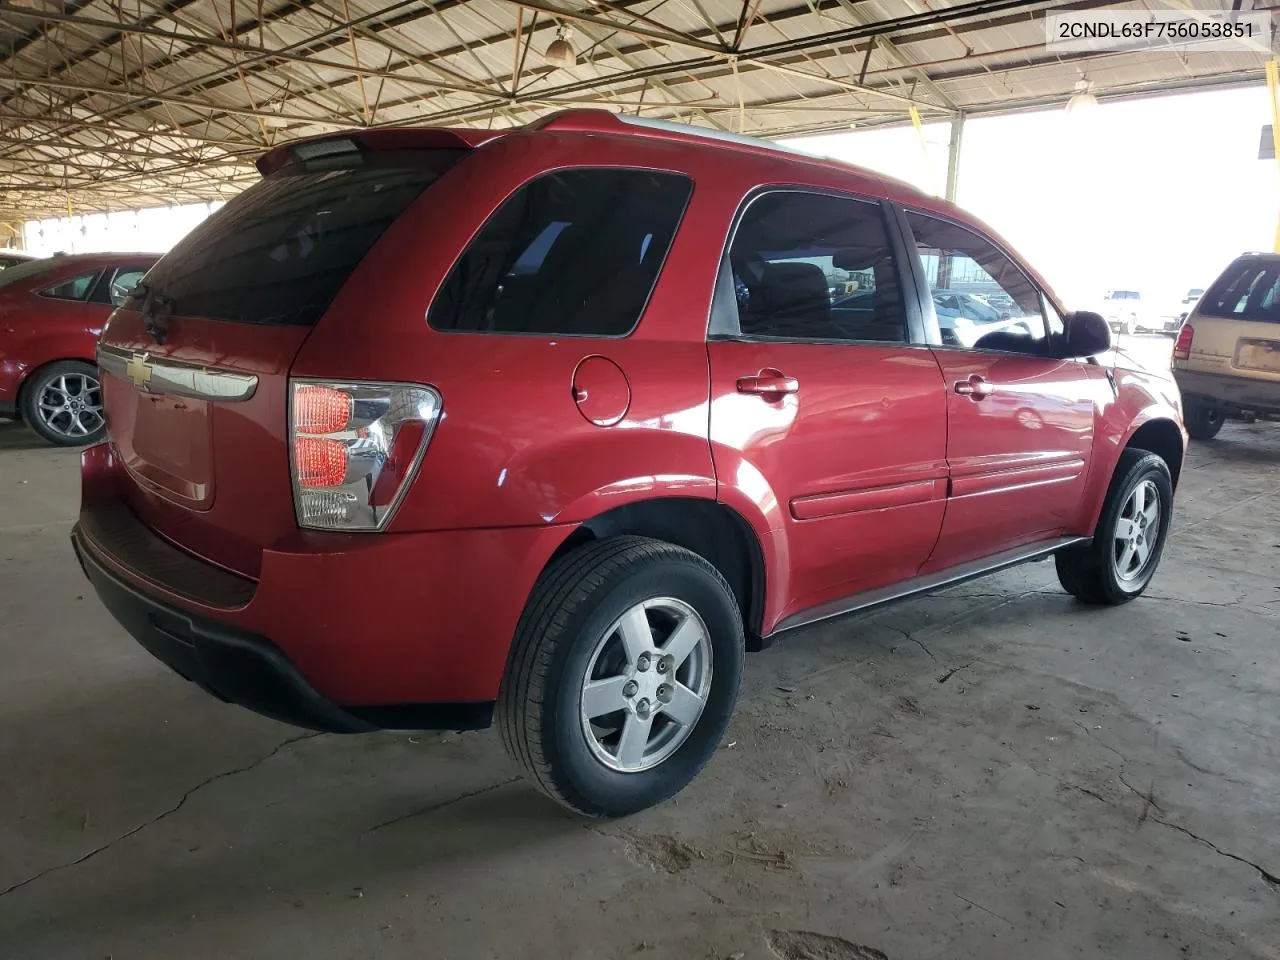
737,370,799,398
953,374,993,400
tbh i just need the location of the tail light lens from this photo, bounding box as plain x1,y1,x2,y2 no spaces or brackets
1173,323,1195,362
289,379,442,531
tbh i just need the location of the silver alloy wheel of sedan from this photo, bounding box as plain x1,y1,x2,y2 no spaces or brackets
36,371,104,441
1113,479,1161,583
579,597,713,773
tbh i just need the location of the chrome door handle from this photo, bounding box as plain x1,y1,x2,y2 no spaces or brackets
954,374,993,399
737,371,799,398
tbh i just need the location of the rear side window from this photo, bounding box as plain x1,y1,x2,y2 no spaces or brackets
1200,260,1280,322
428,169,692,337
726,191,908,343
134,151,466,326
41,271,100,302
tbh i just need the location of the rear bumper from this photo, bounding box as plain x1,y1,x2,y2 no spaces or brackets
75,444,575,727
72,529,380,733
1174,368,1280,414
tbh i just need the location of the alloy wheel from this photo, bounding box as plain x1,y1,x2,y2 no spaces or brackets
36,372,104,440
579,597,713,773
1113,479,1161,583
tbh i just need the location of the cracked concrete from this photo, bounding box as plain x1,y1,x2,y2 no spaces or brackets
1,363,1279,958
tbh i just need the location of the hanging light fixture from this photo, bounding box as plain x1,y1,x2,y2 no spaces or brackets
544,26,577,68
1066,77,1099,114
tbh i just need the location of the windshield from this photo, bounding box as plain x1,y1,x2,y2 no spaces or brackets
134,149,467,326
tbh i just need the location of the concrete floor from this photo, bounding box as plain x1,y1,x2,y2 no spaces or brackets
1,336,1277,959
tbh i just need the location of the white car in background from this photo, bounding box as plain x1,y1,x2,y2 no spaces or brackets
1099,289,1146,335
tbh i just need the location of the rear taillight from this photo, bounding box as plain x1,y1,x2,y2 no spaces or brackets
1172,323,1194,362
289,379,441,531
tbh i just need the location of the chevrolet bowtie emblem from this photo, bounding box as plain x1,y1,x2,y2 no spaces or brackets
125,352,153,388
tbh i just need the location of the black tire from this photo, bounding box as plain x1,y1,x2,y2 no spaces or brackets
1185,404,1224,441
497,536,745,817
20,360,106,446
1055,449,1173,605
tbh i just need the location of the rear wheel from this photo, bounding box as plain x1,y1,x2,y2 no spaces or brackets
1056,449,1173,605
20,360,105,446
498,536,744,817
1185,404,1224,441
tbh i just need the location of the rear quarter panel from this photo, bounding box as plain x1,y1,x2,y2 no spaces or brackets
290,132,768,531
0,294,106,410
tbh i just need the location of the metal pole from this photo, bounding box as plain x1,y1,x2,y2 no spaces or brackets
944,111,965,203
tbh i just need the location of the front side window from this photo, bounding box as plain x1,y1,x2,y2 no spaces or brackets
906,211,1047,354
726,191,907,343
429,169,693,337
40,270,100,302
98,267,149,307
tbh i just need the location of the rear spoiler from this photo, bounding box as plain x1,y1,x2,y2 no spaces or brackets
255,127,504,176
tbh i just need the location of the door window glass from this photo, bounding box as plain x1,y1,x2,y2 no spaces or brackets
40,271,100,302
108,268,148,306
906,211,1048,353
727,192,908,343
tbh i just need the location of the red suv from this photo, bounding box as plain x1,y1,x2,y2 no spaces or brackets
72,112,1185,816
1,253,158,445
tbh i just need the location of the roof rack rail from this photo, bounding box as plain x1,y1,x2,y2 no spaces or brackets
530,108,813,159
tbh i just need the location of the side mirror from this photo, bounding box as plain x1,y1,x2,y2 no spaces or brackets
1060,310,1111,358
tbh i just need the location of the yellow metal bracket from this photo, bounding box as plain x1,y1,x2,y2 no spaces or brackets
1267,59,1280,251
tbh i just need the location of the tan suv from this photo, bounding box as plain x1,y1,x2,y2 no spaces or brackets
1172,253,1280,440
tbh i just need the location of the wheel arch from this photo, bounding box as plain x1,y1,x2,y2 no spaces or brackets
546,497,769,650
1124,417,1185,491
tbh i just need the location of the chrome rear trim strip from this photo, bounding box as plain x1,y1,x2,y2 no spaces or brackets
97,344,258,402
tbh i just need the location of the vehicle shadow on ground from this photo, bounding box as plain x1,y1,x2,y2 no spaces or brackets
0,671,576,946
0,419,51,451
1203,428,1280,465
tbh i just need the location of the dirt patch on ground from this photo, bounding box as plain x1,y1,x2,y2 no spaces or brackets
767,929,889,960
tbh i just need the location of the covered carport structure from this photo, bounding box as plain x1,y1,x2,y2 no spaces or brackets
0,0,1273,231
2,3,1280,960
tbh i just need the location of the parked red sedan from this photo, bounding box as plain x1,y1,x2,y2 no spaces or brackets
1,253,158,445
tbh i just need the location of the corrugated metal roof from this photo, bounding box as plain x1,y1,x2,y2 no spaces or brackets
0,0,1272,220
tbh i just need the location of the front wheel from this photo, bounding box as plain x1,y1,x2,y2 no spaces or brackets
498,536,744,817
1185,404,1224,441
1056,449,1173,605
20,360,106,446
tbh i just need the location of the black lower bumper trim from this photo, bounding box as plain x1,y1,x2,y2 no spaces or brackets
0,400,16,419
72,526,493,733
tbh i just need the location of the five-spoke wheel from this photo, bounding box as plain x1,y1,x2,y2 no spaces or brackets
1112,480,1161,584
580,598,713,773
1057,449,1173,604
499,536,744,817
20,360,106,446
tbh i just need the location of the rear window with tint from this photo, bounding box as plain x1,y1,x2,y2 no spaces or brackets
133,150,466,326
428,169,693,337
1200,260,1280,323
0,257,59,289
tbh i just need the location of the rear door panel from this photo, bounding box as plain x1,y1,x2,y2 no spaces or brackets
709,339,947,617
